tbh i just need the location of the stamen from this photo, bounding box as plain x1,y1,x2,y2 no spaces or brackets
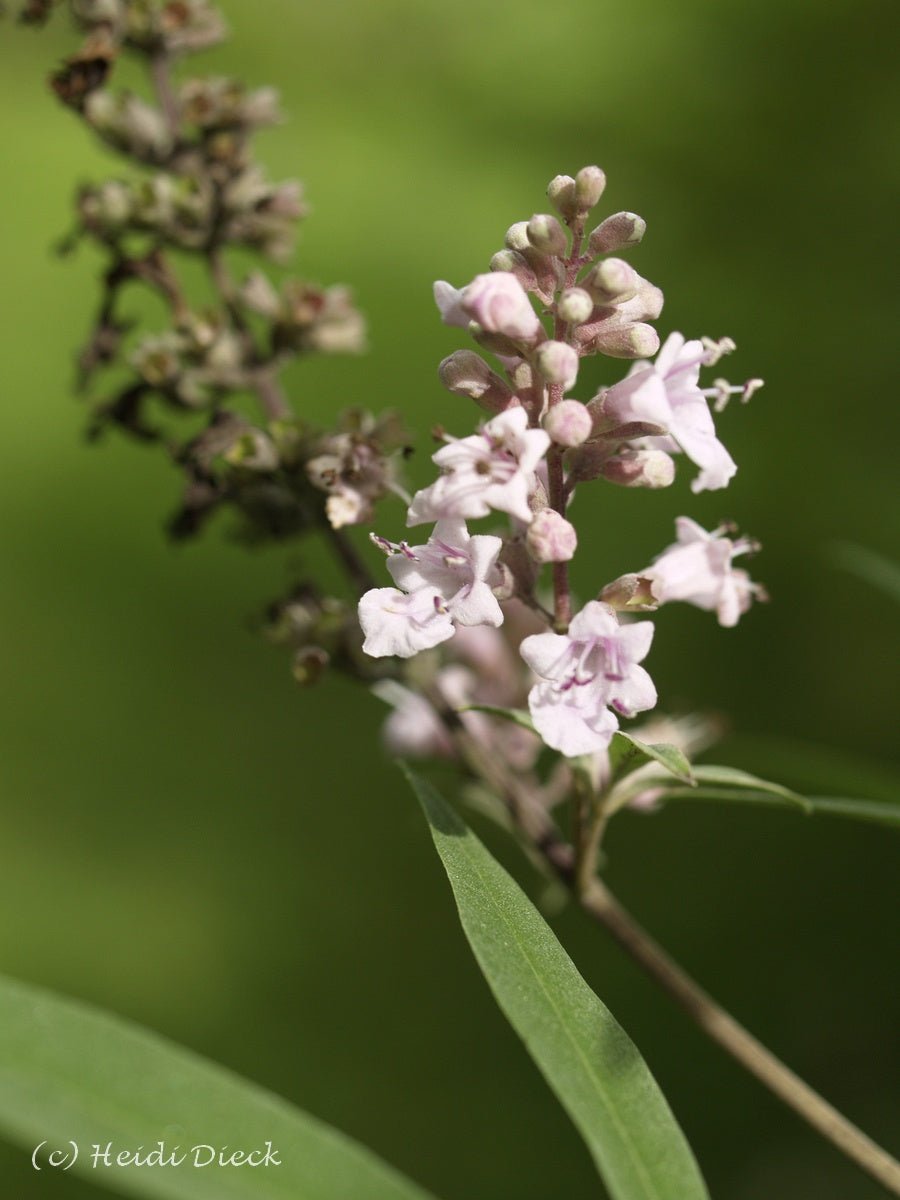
701,335,736,366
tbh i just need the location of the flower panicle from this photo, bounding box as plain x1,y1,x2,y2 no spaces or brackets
358,165,764,764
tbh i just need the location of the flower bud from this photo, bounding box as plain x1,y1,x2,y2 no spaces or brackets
438,350,513,413
584,257,638,304
292,646,329,686
83,89,116,129
73,0,121,19
491,561,516,601
574,166,607,210
510,360,533,391
241,271,281,319
131,333,183,386
601,449,675,489
306,453,342,492
557,287,594,324
504,222,531,252
489,249,538,292
526,509,577,563
534,341,579,390
543,399,592,447
462,272,541,340
599,573,658,611
224,429,279,472
591,323,660,359
547,174,577,218
527,213,567,256
629,280,665,322
588,212,646,255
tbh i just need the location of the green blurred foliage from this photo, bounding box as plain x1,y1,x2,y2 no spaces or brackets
0,1,897,1197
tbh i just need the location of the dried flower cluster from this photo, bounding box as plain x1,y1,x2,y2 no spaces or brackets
27,1,415,614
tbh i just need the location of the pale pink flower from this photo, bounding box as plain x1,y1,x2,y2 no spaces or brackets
358,586,454,658
461,272,541,340
371,678,457,758
407,407,550,526
602,332,737,492
433,280,470,329
520,601,657,756
383,518,504,627
646,517,763,627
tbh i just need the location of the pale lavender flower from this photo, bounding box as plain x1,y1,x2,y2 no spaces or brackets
520,601,657,756
407,407,550,526
646,517,764,627
602,332,737,492
460,272,542,340
372,680,455,758
433,280,471,329
357,586,454,658
383,518,504,627
434,273,541,341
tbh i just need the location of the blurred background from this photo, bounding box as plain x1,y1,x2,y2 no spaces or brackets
0,0,897,1196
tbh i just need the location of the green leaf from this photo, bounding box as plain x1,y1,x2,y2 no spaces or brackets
650,786,811,811
407,766,709,1200
0,973,440,1200
609,732,694,785
803,796,900,828
644,781,900,827
827,541,900,603
689,765,809,808
459,703,536,732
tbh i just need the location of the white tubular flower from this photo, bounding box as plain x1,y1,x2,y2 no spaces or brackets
371,677,461,759
386,519,504,628
646,517,764,627
357,587,454,658
520,601,657,757
407,407,550,526
602,332,737,492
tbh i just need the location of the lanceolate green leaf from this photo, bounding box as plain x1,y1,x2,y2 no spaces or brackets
827,542,900,603
688,765,809,808
0,974,440,1200
644,783,900,827
799,795,900,827
407,766,709,1200
609,732,694,785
